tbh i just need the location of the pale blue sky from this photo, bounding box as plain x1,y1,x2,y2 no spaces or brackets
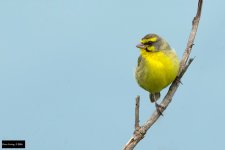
0,0,225,150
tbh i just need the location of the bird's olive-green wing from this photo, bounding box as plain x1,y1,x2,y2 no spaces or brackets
137,55,142,67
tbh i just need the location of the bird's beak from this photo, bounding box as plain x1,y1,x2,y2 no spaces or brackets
136,43,146,49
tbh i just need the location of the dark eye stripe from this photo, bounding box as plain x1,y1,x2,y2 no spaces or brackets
145,41,153,45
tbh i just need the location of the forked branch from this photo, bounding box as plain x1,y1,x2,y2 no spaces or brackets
123,0,203,149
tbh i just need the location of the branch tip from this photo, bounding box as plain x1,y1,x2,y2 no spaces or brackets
135,96,140,129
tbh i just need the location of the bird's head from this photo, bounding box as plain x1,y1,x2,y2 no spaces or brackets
136,34,171,52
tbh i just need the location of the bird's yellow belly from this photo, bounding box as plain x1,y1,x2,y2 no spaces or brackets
135,51,179,93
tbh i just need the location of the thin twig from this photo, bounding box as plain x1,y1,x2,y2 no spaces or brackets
123,0,203,149
179,0,203,74
135,96,140,129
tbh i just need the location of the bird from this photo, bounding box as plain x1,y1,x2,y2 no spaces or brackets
135,34,179,113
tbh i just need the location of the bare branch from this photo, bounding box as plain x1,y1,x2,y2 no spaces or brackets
135,96,140,129
179,0,203,74
123,0,203,149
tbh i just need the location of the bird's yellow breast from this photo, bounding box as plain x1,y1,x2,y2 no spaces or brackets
135,49,179,93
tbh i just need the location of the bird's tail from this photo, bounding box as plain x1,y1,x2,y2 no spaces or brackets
149,93,160,103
